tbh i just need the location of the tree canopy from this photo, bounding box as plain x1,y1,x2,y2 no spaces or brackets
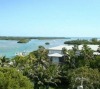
68,67,100,89
0,67,33,89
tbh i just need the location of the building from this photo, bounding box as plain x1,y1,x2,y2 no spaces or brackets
48,45,100,63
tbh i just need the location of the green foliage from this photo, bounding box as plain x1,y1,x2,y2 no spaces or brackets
66,44,94,68
12,54,36,72
45,42,50,45
68,67,100,89
32,46,49,61
60,44,100,88
12,47,60,89
91,38,97,43
17,39,30,43
23,58,60,89
0,36,34,40
80,44,94,60
89,56,100,71
64,38,100,45
0,67,33,89
0,56,10,67
0,36,67,40
1,44,100,89
64,39,89,45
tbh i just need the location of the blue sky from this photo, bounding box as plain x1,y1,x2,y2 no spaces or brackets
0,0,100,37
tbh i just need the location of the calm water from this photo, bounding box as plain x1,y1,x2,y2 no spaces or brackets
0,37,96,58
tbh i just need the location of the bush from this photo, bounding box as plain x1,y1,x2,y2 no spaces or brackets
0,67,33,89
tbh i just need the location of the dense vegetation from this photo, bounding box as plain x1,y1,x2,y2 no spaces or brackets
0,36,33,40
64,38,100,45
0,36,67,40
0,67,33,89
38,37,68,39
0,36,68,43
45,42,50,45
17,39,30,43
0,44,100,89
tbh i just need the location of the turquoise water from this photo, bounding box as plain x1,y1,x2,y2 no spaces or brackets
0,39,69,58
0,37,95,58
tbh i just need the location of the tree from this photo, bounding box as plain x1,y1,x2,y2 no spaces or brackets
12,53,36,71
23,58,60,89
91,38,97,44
76,44,94,67
0,67,33,89
62,47,67,62
81,44,94,60
0,56,10,67
37,46,49,61
13,46,60,89
68,67,100,89
66,45,79,69
89,56,100,71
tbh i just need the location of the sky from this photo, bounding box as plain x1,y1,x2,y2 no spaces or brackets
0,0,100,37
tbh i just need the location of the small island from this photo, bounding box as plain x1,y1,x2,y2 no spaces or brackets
17,39,30,43
45,42,50,45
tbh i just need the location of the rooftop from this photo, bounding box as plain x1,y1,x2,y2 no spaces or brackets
48,45,74,50
48,45,99,51
48,53,63,57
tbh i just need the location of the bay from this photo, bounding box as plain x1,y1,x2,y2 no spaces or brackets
0,39,67,58
0,37,95,58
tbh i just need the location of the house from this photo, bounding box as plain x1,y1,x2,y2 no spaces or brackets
48,45,100,63
48,45,74,63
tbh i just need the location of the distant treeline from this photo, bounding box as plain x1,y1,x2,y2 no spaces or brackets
0,36,33,40
64,38,100,45
0,36,68,40
38,37,69,39
0,36,68,43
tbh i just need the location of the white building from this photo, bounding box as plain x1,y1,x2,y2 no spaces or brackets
48,45,100,63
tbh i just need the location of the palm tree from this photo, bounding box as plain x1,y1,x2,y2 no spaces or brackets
20,46,60,89
0,56,9,67
24,59,60,89
11,46,61,89
78,44,94,67
62,47,68,62
67,45,79,69
81,44,93,60
68,66,100,89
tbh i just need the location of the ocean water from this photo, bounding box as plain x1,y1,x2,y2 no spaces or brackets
0,39,67,58
0,37,95,58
